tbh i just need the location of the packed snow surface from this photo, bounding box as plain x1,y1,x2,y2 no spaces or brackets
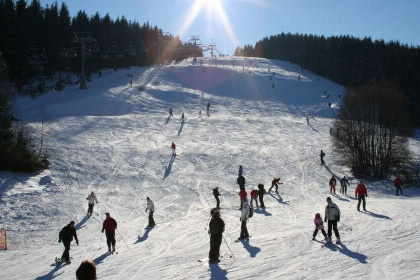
0,56,419,280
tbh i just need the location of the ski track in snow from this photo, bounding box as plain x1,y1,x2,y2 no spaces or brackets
0,57,419,280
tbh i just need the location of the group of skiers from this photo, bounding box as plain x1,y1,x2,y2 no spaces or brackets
58,196,155,265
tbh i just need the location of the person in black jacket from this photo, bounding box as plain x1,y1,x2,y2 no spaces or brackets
208,209,225,263
258,184,266,208
237,175,246,190
58,221,79,264
213,187,221,209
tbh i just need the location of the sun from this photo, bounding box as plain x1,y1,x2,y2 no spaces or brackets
177,0,238,49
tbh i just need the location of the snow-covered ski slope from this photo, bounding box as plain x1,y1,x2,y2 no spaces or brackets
1,56,420,280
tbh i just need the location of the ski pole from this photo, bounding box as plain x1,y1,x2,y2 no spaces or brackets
222,235,235,260
339,221,353,231
205,216,211,231
116,228,129,248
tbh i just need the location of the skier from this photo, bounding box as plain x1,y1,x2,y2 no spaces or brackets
207,102,211,110
169,107,173,117
250,189,259,208
238,165,243,176
198,110,202,118
181,113,185,121
329,175,337,194
238,197,250,240
101,213,117,253
170,142,176,156
129,80,132,87
208,209,225,263
324,197,341,244
257,184,266,208
239,189,247,210
58,221,78,264
306,115,309,125
312,213,327,240
394,176,403,196
320,150,325,165
269,177,282,193
86,191,98,216
340,176,349,194
237,175,246,190
355,181,368,211
213,187,221,209
145,197,156,228
76,260,97,280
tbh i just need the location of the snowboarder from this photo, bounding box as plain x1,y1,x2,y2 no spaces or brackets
86,191,98,216
101,213,117,253
320,150,325,165
145,197,156,227
129,80,132,87
394,176,403,196
238,165,243,176
324,197,341,244
312,213,327,240
329,175,337,194
269,177,282,193
207,102,210,111
355,181,368,211
213,187,221,209
239,189,247,210
237,175,246,190
169,107,173,117
258,184,266,208
238,198,250,240
208,209,225,263
250,189,259,208
170,142,176,156
58,221,78,264
76,260,97,280
340,176,349,194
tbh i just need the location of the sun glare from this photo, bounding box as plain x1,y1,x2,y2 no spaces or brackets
177,0,238,52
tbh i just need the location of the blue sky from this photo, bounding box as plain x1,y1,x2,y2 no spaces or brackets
39,0,420,55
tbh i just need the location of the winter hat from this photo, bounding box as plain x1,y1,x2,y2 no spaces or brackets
70,221,75,225
315,213,321,218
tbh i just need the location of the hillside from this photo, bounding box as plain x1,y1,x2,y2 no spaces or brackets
0,56,419,280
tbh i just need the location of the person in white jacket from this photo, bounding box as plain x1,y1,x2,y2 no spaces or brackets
238,197,250,240
324,197,341,243
86,191,98,216
145,197,156,228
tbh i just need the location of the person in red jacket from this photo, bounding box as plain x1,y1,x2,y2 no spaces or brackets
394,176,403,196
238,189,247,210
102,213,118,253
250,189,259,208
355,181,368,211
170,142,176,156
269,177,282,193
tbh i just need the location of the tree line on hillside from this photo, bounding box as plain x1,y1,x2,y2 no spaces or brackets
0,0,202,92
235,32,420,126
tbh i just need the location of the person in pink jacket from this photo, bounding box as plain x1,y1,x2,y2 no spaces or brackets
312,213,327,240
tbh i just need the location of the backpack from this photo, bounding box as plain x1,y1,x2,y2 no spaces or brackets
248,207,254,218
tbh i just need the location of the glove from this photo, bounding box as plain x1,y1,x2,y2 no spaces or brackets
324,218,326,223
101,229,104,233
76,241,79,246
145,208,147,212
239,218,241,221
58,239,61,243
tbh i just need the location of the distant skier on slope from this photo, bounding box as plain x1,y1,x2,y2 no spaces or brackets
58,221,78,264
102,213,117,253
269,177,282,193
329,175,337,195
213,187,221,209
171,142,176,156
355,181,368,211
320,150,325,165
340,176,349,194
169,107,173,117
238,198,250,240
208,209,225,263
145,197,156,228
394,175,403,196
207,102,211,111
258,184,266,208
86,191,98,216
324,197,341,244
237,175,245,190
250,189,259,208
312,213,327,240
